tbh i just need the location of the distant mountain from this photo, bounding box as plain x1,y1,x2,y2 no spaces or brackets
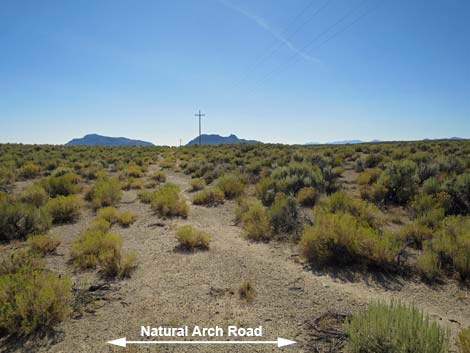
186,134,261,146
305,139,373,145
65,134,154,146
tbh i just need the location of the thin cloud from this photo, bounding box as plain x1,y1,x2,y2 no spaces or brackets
219,0,315,61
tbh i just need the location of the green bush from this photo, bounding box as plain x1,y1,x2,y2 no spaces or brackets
71,229,136,278
215,174,244,199
0,199,51,242
175,225,211,250
458,327,470,353
118,211,136,227
192,187,225,207
46,195,83,224
241,201,271,241
268,192,300,236
151,183,188,218
447,173,470,215
344,301,449,353
300,212,397,267
296,186,317,207
19,184,49,207
27,234,60,255
40,173,81,197
89,177,122,209
376,160,418,205
399,222,434,249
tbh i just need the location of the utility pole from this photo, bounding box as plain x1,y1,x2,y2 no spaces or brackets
194,110,205,146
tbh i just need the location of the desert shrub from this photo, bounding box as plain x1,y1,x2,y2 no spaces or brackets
417,251,441,281
399,222,433,249
150,170,166,183
215,174,244,199
0,167,15,187
122,164,143,178
89,177,122,209
458,327,470,353
138,190,153,204
344,301,449,353
296,186,317,207
96,206,120,224
376,160,418,205
0,249,44,275
234,197,258,224
256,177,277,206
46,195,83,224
122,177,144,190
268,192,301,236
119,252,138,278
423,177,441,195
425,216,470,280
316,191,383,229
357,168,382,185
96,207,135,227
19,184,49,207
271,161,326,196
151,183,188,218
19,161,41,179
118,211,136,227
0,269,72,335
189,178,205,191
175,225,210,250
446,173,470,215
239,281,255,302
364,153,384,168
90,217,111,232
27,234,60,255
71,229,136,278
192,187,224,207
40,173,81,197
241,201,271,241
300,212,397,267
0,199,51,242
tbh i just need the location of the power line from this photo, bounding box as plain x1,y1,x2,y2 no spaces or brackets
247,0,382,93
232,0,332,89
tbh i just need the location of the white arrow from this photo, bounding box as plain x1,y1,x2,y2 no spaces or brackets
108,337,296,348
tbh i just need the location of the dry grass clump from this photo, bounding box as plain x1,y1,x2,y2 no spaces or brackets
458,327,470,353
46,195,83,223
239,280,256,302
138,190,153,204
192,187,225,207
296,186,317,207
27,234,60,255
0,250,71,335
151,183,188,218
18,161,41,179
96,207,136,227
175,225,210,250
150,170,167,183
344,301,449,353
189,178,205,191
71,229,137,278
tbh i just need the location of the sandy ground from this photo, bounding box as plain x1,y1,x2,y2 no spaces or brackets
3,169,470,353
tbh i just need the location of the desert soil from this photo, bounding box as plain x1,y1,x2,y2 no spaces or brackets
4,168,470,353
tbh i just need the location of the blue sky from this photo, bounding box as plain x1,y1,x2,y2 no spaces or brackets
0,0,469,145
